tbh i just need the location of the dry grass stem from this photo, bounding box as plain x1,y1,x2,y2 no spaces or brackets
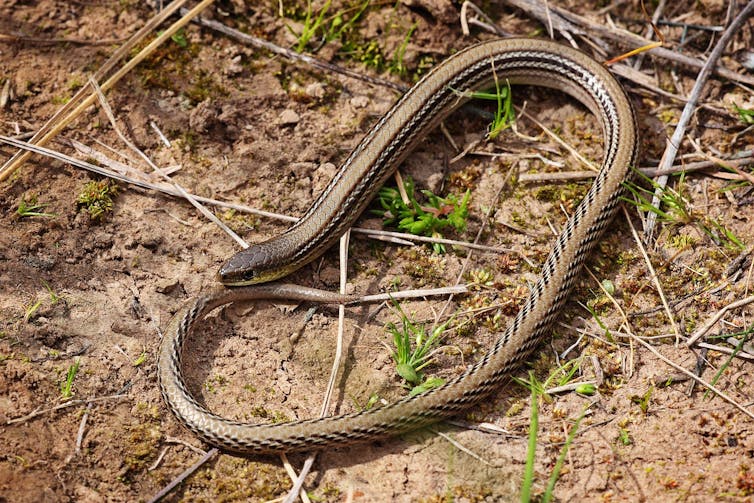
697,342,754,362
6,393,128,425
686,295,754,346
146,448,219,503
624,207,682,343
432,429,495,466
1,135,516,257
0,0,212,182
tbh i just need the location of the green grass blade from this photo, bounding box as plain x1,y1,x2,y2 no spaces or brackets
542,406,588,502
520,373,539,503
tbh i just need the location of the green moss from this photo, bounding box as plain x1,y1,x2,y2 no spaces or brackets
186,457,290,501
185,70,228,104
123,422,161,475
398,248,444,286
418,484,493,503
76,180,118,221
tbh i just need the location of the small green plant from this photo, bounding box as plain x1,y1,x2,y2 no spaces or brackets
23,299,44,322
60,359,80,400
17,194,56,218
704,323,754,399
468,268,494,288
734,104,754,125
43,280,63,304
622,170,693,226
133,352,147,367
622,169,744,250
630,386,653,414
705,216,745,250
618,427,632,446
77,180,118,220
465,78,515,139
23,281,62,322
387,22,417,77
453,72,515,139
170,28,188,48
288,0,368,53
541,406,587,500
374,176,470,253
387,301,449,396
351,391,380,411
516,359,588,502
347,39,384,70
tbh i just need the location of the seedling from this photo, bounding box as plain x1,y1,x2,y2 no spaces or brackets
133,352,147,367
60,359,80,400
287,0,368,53
24,281,63,322
374,176,470,253
618,427,632,446
735,104,754,125
16,194,56,218
43,280,63,305
387,301,449,396
622,169,693,225
453,73,515,139
630,386,653,414
704,323,754,399
170,28,188,48
23,299,43,322
388,22,417,77
350,391,380,411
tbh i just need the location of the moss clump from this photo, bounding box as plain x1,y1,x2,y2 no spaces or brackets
123,422,161,475
187,457,290,501
76,180,118,221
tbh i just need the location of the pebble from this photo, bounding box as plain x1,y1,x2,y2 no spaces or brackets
278,109,300,126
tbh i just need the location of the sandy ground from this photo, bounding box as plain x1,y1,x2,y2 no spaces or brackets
2,1,754,501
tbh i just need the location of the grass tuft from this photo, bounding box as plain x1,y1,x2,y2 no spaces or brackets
387,300,450,396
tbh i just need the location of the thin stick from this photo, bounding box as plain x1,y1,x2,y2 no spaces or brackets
146,448,219,503
686,295,754,347
357,285,468,303
579,237,754,422
630,333,754,421
0,135,517,257
0,33,127,45
165,436,207,456
6,393,128,425
623,207,682,343
74,402,93,454
282,232,352,503
503,0,754,86
517,108,598,171
186,11,405,93
698,342,754,362
687,136,754,185
325,230,350,413
279,454,312,503
90,78,247,248
431,429,494,466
